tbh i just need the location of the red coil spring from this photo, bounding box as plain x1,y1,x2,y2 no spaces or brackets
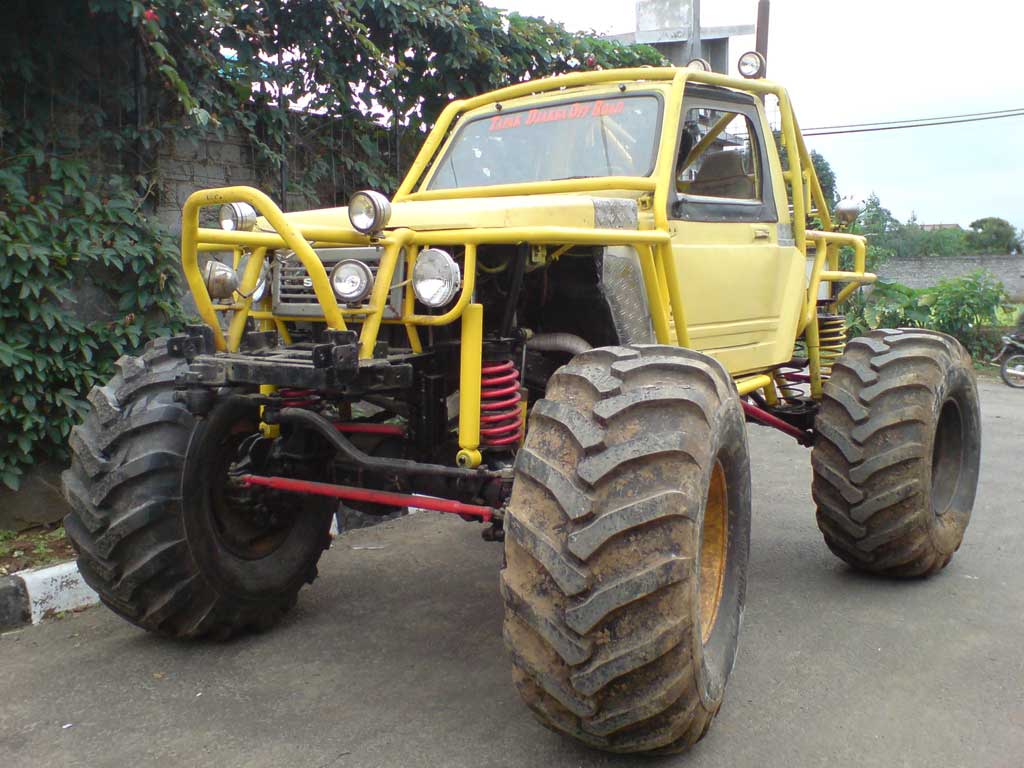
277,387,318,408
479,359,523,447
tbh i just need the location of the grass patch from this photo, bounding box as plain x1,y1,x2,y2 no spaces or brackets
0,525,75,576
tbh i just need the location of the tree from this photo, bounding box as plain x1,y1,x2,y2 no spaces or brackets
858,193,900,239
128,0,666,200
0,0,666,488
925,226,967,257
809,150,838,211
850,193,900,268
965,217,1022,255
771,133,839,215
896,216,966,258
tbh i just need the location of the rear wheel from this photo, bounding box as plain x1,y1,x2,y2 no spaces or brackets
502,345,751,754
62,339,334,639
1000,353,1024,388
812,329,981,577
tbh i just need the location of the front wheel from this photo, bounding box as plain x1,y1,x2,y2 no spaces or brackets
62,339,334,639
1000,353,1024,388
502,345,751,754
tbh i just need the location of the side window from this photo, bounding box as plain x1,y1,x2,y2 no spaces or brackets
671,99,777,223
676,108,761,200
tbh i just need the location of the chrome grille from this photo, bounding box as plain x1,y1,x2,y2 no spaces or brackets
272,246,404,318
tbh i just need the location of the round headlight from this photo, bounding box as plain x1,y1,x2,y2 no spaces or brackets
412,248,461,308
686,58,712,72
250,263,270,303
330,259,374,304
219,202,258,232
737,50,766,79
348,190,392,234
202,260,239,299
234,255,270,303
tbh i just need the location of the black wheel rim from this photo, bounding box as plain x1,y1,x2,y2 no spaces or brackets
931,398,964,516
208,419,295,560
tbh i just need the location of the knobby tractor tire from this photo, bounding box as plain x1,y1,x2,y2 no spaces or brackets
812,329,981,577
62,339,334,639
501,345,751,754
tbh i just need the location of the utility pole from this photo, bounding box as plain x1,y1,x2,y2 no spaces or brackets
278,48,288,212
755,0,770,74
688,0,702,62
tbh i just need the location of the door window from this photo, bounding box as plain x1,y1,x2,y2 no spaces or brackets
671,98,777,222
677,110,761,200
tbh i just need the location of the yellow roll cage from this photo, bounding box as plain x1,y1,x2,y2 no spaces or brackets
180,66,875,467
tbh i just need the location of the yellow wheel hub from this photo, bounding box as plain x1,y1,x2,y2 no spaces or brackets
699,461,729,646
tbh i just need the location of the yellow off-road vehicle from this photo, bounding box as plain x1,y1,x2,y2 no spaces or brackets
63,65,981,754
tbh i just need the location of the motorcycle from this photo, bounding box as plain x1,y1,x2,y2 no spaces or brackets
993,336,1024,388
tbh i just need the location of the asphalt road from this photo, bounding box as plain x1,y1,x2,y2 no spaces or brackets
2,377,1022,768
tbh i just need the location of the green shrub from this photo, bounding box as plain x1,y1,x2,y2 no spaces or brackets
846,270,1010,358
924,270,1010,355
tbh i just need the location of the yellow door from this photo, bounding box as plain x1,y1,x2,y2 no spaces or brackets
669,91,805,375
671,222,805,375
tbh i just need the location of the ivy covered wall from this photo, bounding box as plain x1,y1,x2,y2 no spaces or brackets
0,0,663,492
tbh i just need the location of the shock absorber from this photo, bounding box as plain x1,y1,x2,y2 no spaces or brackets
479,359,524,448
817,313,847,377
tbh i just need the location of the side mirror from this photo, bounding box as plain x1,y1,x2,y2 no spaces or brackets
834,198,861,225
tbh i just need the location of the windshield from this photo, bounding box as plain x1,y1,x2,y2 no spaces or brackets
426,94,662,190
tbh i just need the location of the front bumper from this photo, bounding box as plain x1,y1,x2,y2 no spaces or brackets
169,325,413,393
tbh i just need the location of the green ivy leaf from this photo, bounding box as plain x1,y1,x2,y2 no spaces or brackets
1,469,22,491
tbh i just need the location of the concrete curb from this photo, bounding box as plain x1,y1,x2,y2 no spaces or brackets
0,560,99,631
0,515,342,632
0,574,32,629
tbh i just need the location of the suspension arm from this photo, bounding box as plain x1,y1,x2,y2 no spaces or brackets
276,408,504,480
240,475,496,522
741,401,814,447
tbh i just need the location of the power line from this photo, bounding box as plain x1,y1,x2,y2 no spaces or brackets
803,110,1024,137
804,106,1024,131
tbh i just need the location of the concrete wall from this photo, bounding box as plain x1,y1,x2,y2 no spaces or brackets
876,254,1024,301
155,127,262,232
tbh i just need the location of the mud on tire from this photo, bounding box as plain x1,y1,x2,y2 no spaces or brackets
812,329,981,577
62,339,333,639
501,345,751,754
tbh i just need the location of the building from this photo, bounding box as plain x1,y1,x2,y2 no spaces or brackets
605,0,754,73
918,223,963,232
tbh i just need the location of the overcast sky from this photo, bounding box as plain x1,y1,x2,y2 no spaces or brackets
483,0,1024,231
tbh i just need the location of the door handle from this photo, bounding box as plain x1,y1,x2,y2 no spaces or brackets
753,227,771,240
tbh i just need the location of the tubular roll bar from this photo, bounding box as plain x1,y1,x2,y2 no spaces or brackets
180,67,876,425
181,187,679,357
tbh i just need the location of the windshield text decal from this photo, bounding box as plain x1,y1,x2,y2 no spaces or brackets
488,99,627,132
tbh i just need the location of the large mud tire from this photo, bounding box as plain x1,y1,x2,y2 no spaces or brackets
62,339,334,639
812,329,981,577
502,345,751,754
